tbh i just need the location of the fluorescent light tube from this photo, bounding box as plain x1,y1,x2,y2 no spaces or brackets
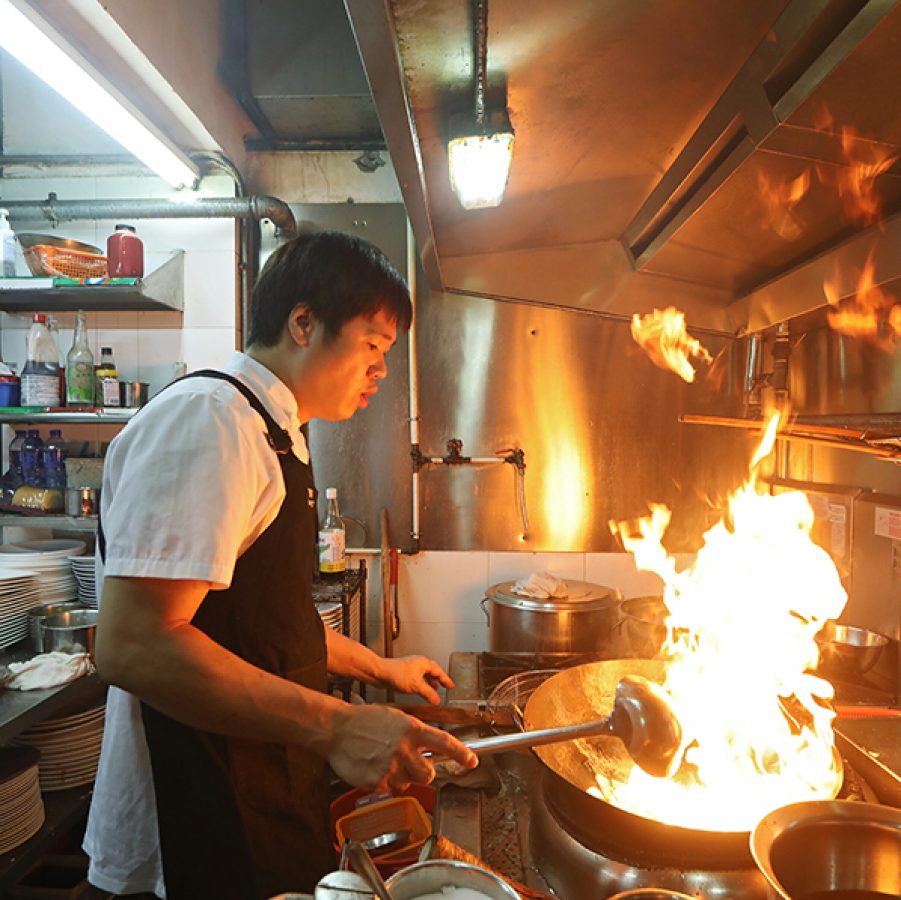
448,131,514,210
0,0,198,189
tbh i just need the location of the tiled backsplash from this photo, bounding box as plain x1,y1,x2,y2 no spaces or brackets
0,172,237,393
354,550,670,673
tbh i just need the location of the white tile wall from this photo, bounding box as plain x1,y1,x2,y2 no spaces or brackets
363,549,688,692
0,172,237,399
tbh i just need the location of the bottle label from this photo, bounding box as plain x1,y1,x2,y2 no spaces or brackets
21,374,60,406
67,362,94,405
101,377,120,407
318,529,346,573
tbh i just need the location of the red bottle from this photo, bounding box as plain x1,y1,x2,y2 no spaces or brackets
107,224,144,278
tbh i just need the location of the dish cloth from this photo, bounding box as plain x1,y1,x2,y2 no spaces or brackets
2,651,94,690
512,571,568,599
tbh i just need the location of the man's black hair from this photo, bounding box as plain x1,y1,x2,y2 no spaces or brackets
247,230,412,347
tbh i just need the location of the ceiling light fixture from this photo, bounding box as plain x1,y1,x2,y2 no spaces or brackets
0,0,198,189
447,0,514,210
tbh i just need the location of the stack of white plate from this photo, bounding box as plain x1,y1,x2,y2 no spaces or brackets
17,702,106,792
316,600,344,633
0,745,44,854
0,540,87,610
0,568,42,650
68,555,97,608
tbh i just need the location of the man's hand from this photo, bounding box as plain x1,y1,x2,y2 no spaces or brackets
377,655,454,704
327,704,477,792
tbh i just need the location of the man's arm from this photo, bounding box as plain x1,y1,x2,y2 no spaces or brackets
96,576,477,788
325,627,453,705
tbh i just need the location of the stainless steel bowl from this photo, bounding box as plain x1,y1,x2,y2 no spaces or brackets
385,860,521,900
27,601,84,653
815,622,889,677
15,233,102,254
611,595,668,659
40,609,98,657
751,799,901,899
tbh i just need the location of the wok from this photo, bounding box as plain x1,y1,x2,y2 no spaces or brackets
523,660,843,869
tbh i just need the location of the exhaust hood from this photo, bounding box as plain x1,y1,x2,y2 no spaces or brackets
345,0,901,335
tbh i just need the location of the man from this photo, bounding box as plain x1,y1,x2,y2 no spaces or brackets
84,231,477,900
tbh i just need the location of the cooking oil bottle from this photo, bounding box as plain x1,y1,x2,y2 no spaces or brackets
318,487,346,583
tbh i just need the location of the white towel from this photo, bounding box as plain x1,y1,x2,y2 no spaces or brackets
512,571,568,599
3,651,94,691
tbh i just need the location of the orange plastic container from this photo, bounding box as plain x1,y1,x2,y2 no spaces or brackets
24,244,108,279
335,795,431,851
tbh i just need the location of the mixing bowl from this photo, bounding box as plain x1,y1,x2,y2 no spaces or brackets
815,622,888,677
750,799,901,899
40,609,98,657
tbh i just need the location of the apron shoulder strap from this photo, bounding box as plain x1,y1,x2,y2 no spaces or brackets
185,369,294,455
98,367,294,563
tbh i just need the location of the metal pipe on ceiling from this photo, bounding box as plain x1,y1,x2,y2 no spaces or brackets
0,194,296,236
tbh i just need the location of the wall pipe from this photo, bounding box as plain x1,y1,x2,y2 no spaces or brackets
406,219,421,546
0,193,296,236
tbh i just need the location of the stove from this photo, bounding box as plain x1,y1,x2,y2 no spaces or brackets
440,651,889,900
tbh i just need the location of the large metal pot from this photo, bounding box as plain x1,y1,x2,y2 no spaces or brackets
480,580,620,653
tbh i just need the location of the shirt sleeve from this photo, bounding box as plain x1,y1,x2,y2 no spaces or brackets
100,386,282,589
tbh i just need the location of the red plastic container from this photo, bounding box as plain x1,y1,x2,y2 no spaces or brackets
107,224,143,278
330,783,436,877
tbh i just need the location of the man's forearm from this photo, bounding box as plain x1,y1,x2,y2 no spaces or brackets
325,627,387,683
96,576,345,753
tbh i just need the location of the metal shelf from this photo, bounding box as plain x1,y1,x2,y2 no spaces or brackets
0,250,184,313
0,408,136,424
0,514,97,532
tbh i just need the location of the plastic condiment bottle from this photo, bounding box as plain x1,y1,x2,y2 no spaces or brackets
94,346,119,407
318,487,346,582
66,310,95,406
21,313,61,407
107,224,144,278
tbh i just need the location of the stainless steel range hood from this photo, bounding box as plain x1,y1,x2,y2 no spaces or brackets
346,0,901,335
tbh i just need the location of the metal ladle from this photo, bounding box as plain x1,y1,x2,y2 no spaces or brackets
453,674,684,778
344,840,392,900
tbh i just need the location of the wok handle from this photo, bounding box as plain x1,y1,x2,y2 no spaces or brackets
429,716,615,758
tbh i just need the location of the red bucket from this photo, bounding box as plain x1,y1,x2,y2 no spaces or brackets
330,783,436,877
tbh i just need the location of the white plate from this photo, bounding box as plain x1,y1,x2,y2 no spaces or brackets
0,539,87,557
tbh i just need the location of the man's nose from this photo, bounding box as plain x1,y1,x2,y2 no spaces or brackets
369,355,387,379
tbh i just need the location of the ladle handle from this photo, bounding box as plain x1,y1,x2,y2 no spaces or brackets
430,716,615,758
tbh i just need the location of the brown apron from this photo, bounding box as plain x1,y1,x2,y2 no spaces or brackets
100,370,335,899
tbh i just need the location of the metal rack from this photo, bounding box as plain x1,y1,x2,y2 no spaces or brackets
313,560,368,699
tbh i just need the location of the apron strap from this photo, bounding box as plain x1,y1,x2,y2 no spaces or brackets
98,368,294,563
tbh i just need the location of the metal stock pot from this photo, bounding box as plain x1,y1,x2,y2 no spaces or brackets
480,580,620,653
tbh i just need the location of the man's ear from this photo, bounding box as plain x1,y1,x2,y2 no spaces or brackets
288,304,314,347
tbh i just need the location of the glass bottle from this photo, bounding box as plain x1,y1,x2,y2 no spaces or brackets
318,487,346,583
95,346,119,407
21,313,61,407
66,310,95,406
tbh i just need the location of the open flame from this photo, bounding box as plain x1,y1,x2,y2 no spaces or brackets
630,307,712,383
599,412,847,832
824,251,901,345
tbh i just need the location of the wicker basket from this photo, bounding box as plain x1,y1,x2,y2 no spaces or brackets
24,244,108,279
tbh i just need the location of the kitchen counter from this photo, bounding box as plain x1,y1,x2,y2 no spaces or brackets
0,641,105,743
835,715,901,807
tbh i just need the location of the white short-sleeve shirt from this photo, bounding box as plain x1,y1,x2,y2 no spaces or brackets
83,352,308,898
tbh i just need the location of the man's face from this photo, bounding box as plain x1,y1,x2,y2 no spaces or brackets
305,308,398,421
